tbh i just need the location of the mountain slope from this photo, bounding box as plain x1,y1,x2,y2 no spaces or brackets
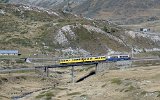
4,0,160,25
0,3,160,57
73,0,160,24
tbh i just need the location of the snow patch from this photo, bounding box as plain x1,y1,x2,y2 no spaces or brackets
55,30,68,45
53,23,59,26
127,31,136,38
84,17,94,20
61,25,76,39
37,7,59,16
131,48,160,54
145,48,160,52
19,5,59,16
126,31,160,42
0,9,6,15
83,25,105,34
55,25,77,45
83,25,125,44
61,47,90,57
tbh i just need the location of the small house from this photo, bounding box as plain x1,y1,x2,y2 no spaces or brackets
140,28,150,32
0,50,19,56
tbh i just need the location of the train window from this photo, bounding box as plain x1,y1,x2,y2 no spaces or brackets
120,56,128,58
112,56,118,58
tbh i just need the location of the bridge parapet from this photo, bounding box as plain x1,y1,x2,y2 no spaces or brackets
96,61,132,73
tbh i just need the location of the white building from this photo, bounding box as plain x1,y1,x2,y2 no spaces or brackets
0,50,19,55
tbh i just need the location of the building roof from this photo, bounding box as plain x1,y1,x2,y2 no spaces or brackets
0,50,18,54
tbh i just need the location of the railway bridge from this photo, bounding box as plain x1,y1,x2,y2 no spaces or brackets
0,58,160,83
35,62,101,83
35,57,160,83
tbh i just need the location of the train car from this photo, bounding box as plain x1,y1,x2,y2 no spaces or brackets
107,54,131,62
59,58,83,64
59,56,107,64
83,56,106,62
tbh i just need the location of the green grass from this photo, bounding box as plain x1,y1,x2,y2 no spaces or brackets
111,78,122,85
0,77,8,82
0,20,20,33
35,91,55,100
157,91,160,97
141,91,147,95
55,87,68,90
80,94,89,99
7,38,33,47
124,85,136,92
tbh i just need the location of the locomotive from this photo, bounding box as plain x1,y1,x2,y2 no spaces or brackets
107,54,131,62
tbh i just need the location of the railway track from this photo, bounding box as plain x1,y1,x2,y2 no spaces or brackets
0,58,159,74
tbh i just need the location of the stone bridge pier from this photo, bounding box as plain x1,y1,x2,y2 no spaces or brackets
96,61,132,73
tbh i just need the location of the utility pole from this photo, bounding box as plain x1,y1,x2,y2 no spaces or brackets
131,46,134,58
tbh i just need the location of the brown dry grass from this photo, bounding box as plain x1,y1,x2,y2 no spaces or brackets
49,65,160,100
1,65,160,100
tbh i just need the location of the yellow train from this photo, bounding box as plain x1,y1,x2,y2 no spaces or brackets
59,56,106,64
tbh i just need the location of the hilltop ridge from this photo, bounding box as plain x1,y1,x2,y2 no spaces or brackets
2,0,160,25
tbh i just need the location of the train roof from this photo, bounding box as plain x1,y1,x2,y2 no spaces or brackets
108,54,130,56
60,56,106,60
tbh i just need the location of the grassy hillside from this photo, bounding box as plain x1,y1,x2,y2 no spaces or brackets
0,3,159,57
